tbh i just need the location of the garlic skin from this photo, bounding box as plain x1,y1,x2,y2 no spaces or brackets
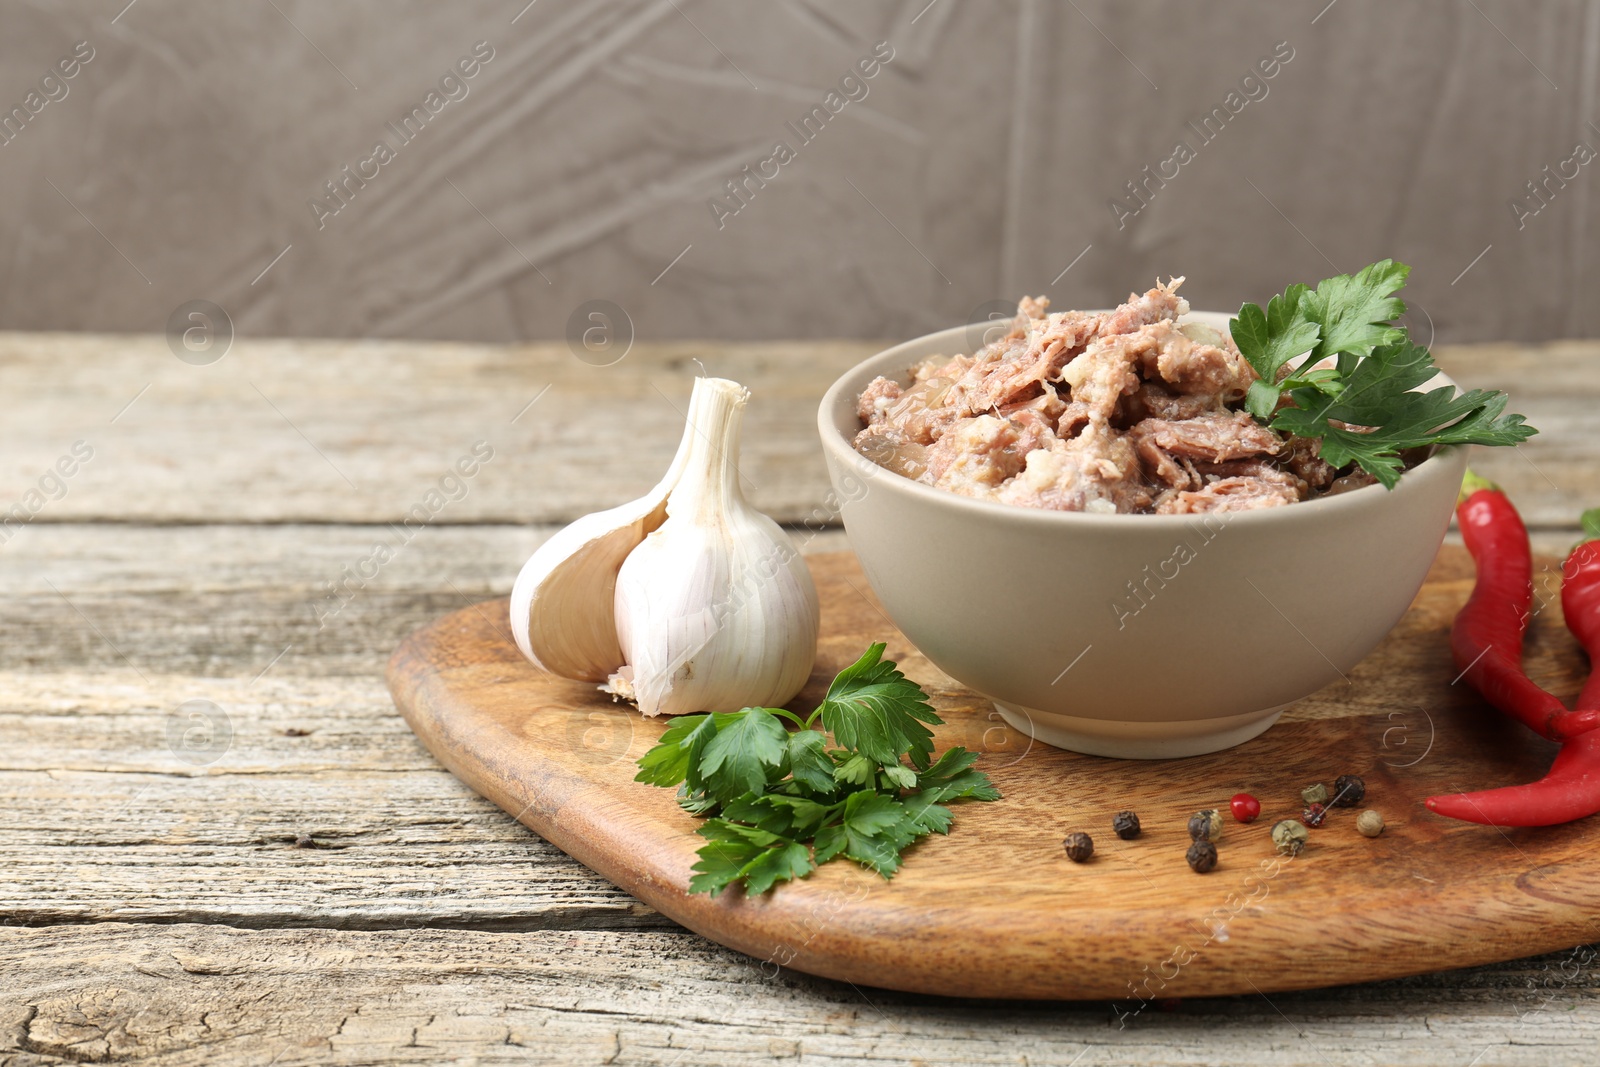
611,378,819,716
508,385,704,681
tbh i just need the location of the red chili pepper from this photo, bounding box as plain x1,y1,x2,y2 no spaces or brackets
1562,509,1600,711
1426,498,1600,827
1449,472,1600,741
1425,730,1600,827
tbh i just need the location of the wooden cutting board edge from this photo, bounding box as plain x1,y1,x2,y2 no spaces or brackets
386,548,1600,1002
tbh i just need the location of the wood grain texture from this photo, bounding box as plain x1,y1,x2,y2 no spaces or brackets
0,325,1593,1060
0,524,848,932
1,521,1597,1063
0,332,1593,526
4,923,1599,1067
388,546,1600,1001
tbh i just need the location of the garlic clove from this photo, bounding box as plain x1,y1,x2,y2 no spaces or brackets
508,385,705,681
611,378,819,716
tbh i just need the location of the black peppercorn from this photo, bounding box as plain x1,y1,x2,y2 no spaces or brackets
1301,802,1327,828
1186,839,1217,873
1331,774,1366,808
1112,810,1141,840
1187,808,1223,842
1063,832,1094,863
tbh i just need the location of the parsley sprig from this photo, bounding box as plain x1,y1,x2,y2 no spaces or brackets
1229,259,1536,488
634,643,1000,896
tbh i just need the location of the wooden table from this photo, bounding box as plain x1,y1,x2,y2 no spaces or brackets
2,333,1596,1066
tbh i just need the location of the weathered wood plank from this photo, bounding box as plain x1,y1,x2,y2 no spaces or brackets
1,923,1598,1066
0,524,850,931
0,520,1576,940
0,765,667,931
0,333,875,526
0,333,1593,526
0,523,847,680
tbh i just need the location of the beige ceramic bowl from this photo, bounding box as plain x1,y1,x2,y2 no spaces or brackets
817,312,1469,759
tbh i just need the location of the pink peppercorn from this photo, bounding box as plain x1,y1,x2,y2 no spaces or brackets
1230,793,1261,823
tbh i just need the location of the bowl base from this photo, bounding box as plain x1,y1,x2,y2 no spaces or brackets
992,702,1284,760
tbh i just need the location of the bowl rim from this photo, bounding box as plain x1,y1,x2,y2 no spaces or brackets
816,315,1466,529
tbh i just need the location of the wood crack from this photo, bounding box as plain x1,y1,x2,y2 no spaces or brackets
0,911,678,935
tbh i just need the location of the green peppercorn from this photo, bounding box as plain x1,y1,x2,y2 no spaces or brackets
1186,839,1218,873
1112,810,1141,840
1187,808,1223,842
1271,818,1309,856
1063,832,1094,863
1356,809,1384,837
1301,782,1329,805
1332,774,1366,808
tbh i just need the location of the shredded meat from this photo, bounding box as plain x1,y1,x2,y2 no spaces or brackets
853,279,1377,514
922,415,1051,498
1062,320,1255,424
1057,401,1092,439
1016,294,1051,321
996,424,1151,513
857,376,902,425
910,353,974,385
1059,336,1143,422
854,426,930,480
999,390,1067,424
1128,411,1282,462
1135,322,1256,399
1326,468,1379,495
1281,434,1338,490
1154,468,1303,514
943,279,1188,420
1128,412,1282,488
1129,380,1227,422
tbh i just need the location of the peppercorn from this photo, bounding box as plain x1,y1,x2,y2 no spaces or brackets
1187,808,1223,842
1272,818,1308,856
1112,810,1141,840
1063,832,1094,863
1332,774,1366,808
1186,839,1218,873
1301,802,1328,828
1229,793,1261,823
1301,782,1329,805
1356,809,1385,837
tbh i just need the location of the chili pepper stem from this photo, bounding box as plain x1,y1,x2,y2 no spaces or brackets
1458,468,1500,505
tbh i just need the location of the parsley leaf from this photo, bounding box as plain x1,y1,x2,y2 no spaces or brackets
633,713,716,789
1230,283,1318,418
916,747,1003,802
633,644,1000,896
817,643,942,769
1231,260,1536,485
689,819,814,896
785,729,837,793
1299,259,1409,362
699,708,788,802
737,841,815,895
1272,336,1535,488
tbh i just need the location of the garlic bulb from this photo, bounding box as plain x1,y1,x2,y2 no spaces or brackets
509,376,819,715
507,384,704,680
611,378,819,715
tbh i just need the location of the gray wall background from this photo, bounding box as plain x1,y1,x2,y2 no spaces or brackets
0,0,1596,344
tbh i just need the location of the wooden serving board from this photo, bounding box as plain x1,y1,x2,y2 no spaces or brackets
387,546,1600,1001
